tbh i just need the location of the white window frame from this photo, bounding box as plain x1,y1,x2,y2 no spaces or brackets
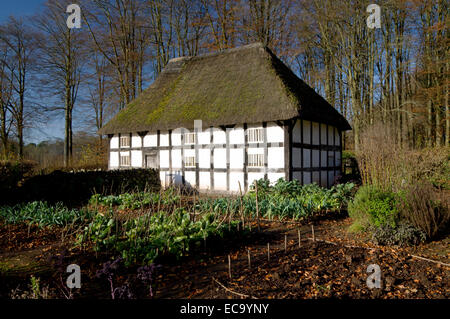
247,128,264,143
248,153,264,167
184,132,196,145
120,154,130,166
184,155,196,168
120,135,130,148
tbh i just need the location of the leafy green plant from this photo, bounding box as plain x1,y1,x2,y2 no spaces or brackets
0,201,94,227
78,209,242,266
348,185,399,232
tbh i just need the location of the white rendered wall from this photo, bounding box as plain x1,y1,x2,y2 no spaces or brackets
110,151,119,168
303,172,311,185
184,171,196,187
159,150,169,168
171,131,182,146
268,173,284,184
198,131,210,145
198,149,210,169
199,172,210,189
248,173,265,186
160,132,169,146
334,128,340,145
213,129,226,144
268,147,284,169
292,120,301,143
267,122,284,143
109,120,341,191
303,121,311,144
172,149,181,169
214,172,227,191
132,134,141,148
303,149,311,168
214,148,226,168
143,134,157,147
131,150,142,167
230,149,244,169
321,124,327,145
110,136,119,149
230,173,244,192
312,122,320,145
229,126,244,144
292,148,301,168
289,119,342,188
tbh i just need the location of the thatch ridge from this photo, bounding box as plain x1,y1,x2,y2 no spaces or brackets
99,43,351,135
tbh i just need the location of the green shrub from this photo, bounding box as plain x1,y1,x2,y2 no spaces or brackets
5,168,160,205
348,185,399,232
0,160,36,194
371,222,426,246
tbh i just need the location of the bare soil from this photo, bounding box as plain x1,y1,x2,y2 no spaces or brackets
0,217,448,299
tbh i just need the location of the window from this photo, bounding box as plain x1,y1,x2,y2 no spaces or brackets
247,128,263,143
248,154,264,167
184,132,196,145
184,156,196,168
120,135,130,147
120,154,130,166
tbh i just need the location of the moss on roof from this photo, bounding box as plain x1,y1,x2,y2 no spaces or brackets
99,43,351,135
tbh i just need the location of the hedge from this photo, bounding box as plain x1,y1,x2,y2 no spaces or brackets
1,168,160,205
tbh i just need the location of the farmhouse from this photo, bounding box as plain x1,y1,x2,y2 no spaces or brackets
99,43,351,192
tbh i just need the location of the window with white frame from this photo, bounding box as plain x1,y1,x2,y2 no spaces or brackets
184,132,196,145
247,128,264,143
184,155,196,168
120,135,130,147
120,154,130,166
248,153,264,167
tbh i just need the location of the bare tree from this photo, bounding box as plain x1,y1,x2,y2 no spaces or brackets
0,17,36,159
0,43,14,159
34,0,85,167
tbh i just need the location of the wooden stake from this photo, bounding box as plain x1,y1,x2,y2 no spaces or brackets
238,181,245,228
311,225,315,242
193,192,196,221
254,181,260,231
267,243,270,262
284,234,287,252
204,232,207,250
298,229,301,248
248,249,251,270
228,255,232,279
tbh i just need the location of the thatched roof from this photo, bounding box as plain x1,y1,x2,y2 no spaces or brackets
99,43,351,135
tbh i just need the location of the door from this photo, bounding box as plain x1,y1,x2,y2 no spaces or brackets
145,153,158,169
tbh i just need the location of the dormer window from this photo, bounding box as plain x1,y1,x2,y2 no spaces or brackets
184,132,196,145
247,128,263,143
120,135,130,147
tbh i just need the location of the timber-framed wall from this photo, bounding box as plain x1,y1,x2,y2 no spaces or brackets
108,117,342,192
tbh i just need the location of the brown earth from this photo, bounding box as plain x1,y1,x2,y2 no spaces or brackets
0,217,448,299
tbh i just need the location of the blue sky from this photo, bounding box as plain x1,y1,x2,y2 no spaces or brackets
0,0,46,22
1,1,70,144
